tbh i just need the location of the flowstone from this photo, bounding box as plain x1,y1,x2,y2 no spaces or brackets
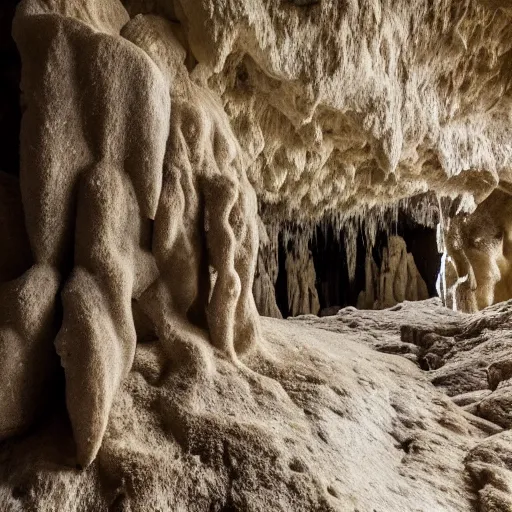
4,0,261,468
444,188,512,312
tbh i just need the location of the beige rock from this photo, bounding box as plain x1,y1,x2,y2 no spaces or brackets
0,173,58,440
0,315,498,511
252,220,282,318
358,236,429,310
0,264,59,440
10,1,261,467
3,0,512,509
173,0,512,223
444,188,512,311
286,248,320,316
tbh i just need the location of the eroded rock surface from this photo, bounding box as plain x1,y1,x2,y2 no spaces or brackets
165,0,512,223
0,313,495,511
253,220,282,318
357,235,429,310
7,0,261,467
1,0,512,510
286,248,321,317
0,301,511,510
444,188,512,312
294,298,512,511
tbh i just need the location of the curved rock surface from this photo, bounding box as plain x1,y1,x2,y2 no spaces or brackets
357,235,429,310
292,298,512,511
0,301,512,511
2,0,512,510
444,188,512,312
164,0,512,222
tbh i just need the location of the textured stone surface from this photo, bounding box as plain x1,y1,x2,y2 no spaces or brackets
444,188,512,312
253,220,282,318
8,0,261,468
285,248,320,316
0,300,511,510
357,235,429,310
168,0,512,223
293,298,512,511
2,0,512,510
0,314,491,510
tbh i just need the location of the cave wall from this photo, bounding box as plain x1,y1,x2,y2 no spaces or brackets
357,235,429,310
3,0,262,468
443,187,512,312
1,0,512,470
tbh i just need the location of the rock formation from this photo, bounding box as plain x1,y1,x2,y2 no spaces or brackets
1,0,512,510
293,299,512,511
2,296,512,511
286,247,321,317
358,235,429,309
443,188,512,312
163,0,512,225
10,0,261,468
252,220,282,318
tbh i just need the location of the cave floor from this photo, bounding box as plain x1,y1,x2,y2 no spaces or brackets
1,298,512,512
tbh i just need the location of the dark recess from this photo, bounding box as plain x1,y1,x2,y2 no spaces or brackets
275,214,441,317
0,0,21,176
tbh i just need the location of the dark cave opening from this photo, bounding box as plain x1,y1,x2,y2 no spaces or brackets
0,0,21,177
274,213,441,317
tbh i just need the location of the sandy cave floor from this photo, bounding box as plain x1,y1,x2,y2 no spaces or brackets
1,299,512,511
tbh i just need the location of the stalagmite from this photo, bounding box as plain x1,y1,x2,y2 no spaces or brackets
253,220,282,318
358,236,428,310
285,248,320,316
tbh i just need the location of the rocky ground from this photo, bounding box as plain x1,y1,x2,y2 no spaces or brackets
294,298,512,511
0,298,511,511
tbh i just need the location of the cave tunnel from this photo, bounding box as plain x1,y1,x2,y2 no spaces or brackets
3,1,512,510
274,212,441,318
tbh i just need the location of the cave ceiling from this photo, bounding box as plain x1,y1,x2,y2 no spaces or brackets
125,0,512,224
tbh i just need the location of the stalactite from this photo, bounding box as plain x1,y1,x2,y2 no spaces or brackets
263,193,442,299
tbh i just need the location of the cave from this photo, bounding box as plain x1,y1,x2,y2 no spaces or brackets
2,1,512,511
267,209,441,318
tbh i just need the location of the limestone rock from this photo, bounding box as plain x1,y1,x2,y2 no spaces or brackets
11,0,262,467
252,220,282,318
2,0,512,509
172,0,512,223
292,298,512,511
357,236,429,309
286,248,320,316
0,173,58,440
444,188,512,311
0,264,59,440
0,315,499,511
